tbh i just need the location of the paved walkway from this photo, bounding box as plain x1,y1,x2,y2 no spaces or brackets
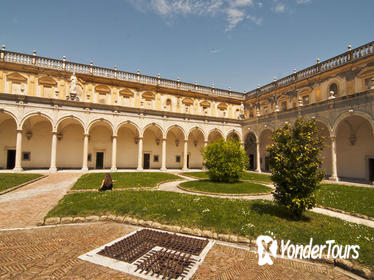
0,173,81,228
0,223,357,280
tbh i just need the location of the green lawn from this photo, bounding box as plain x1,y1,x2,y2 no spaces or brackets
72,172,181,190
0,173,43,192
316,184,374,218
47,190,374,268
180,180,272,194
183,171,272,183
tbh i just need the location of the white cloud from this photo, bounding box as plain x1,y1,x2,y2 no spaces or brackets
296,0,311,4
126,0,263,31
209,48,222,54
273,2,286,13
257,2,263,8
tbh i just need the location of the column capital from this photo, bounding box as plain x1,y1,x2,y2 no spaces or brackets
16,129,23,133
84,133,90,137
330,135,336,141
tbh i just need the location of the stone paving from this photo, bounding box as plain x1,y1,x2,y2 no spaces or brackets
0,223,356,280
0,173,81,228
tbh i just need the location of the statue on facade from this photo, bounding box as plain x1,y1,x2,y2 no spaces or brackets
66,73,80,101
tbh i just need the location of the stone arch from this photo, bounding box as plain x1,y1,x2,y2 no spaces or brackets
187,126,206,141
259,128,273,172
187,126,205,169
56,115,85,132
334,112,374,181
55,116,85,169
309,116,332,136
244,131,258,170
166,125,185,169
166,125,186,140
207,128,224,143
87,118,114,135
116,120,141,136
116,120,141,169
20,111,54,130
21,112,53,169
325,77,344,99
141,122,165,138
0,110,18,169
332,110,374,136
226,129,241,141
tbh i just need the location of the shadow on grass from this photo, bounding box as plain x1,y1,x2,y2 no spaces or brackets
250,202,311,222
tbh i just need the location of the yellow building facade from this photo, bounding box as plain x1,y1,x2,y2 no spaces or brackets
0,42,373,182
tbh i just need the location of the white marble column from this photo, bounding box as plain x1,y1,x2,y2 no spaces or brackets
111,135,117,172
161,138,166,171
329,136,339,181
13,129,23,172
49,132,57,172
255,141,261,173
82,134,89,171
137,137,143,171
182,139,188,171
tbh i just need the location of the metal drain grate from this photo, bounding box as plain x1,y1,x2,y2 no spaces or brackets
98,229,209,263
135,249,196,279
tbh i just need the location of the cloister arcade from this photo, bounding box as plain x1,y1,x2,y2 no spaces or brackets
0,109,242,172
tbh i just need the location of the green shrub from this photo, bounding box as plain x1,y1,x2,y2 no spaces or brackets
267,118,325,219
203,138,248,183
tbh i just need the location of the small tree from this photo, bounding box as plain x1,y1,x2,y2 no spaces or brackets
267,118,325,219
203,138,248,183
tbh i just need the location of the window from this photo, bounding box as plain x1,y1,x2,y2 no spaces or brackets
22,152,30,161
281,101,287,111
88,154,92,162
329,83,338,97
263,106,268,113
153,155,159,162
302,95,310,105
176,155,181,163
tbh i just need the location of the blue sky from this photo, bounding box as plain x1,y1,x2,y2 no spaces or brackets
1,0,373,92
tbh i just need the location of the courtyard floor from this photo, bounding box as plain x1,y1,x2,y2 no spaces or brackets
0,223,355,280
0,172,371,279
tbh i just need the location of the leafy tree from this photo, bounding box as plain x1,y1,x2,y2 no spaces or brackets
267,118,325,219
203,138,248,183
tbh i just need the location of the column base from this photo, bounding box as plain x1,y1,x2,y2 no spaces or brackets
182,168,189,172
255,169,262,173
160,168,167,172
137,168,143,172
13,167,23,172
110,167,118,172
329,176,339,182
48,167,57,173
81,167,89,172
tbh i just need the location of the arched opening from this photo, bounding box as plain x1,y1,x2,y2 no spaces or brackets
88,120,113,169
329,83,338,97
315,121,332,177
0,112,17,169
56,118,84,169
166,126,185,169
117,122,140,169
259,129,273,172
244,132,257,170
227,131,240,142
335,115,374,182
143,124,163,169
188,128,205,169
22,115,52,169
208,130,223,144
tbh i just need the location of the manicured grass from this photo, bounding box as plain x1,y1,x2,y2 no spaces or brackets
316,184,374,218
183,171,272,183
47,190,374,268
72,172,181,190
0,173,43,192
180,180,272,194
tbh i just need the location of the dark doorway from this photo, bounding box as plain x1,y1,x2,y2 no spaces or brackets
248,154,254,170
187,154,190,169
265,156,270,172
96,152,104,169
369,158,374,182
6,150,16,169
143,153,150,169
